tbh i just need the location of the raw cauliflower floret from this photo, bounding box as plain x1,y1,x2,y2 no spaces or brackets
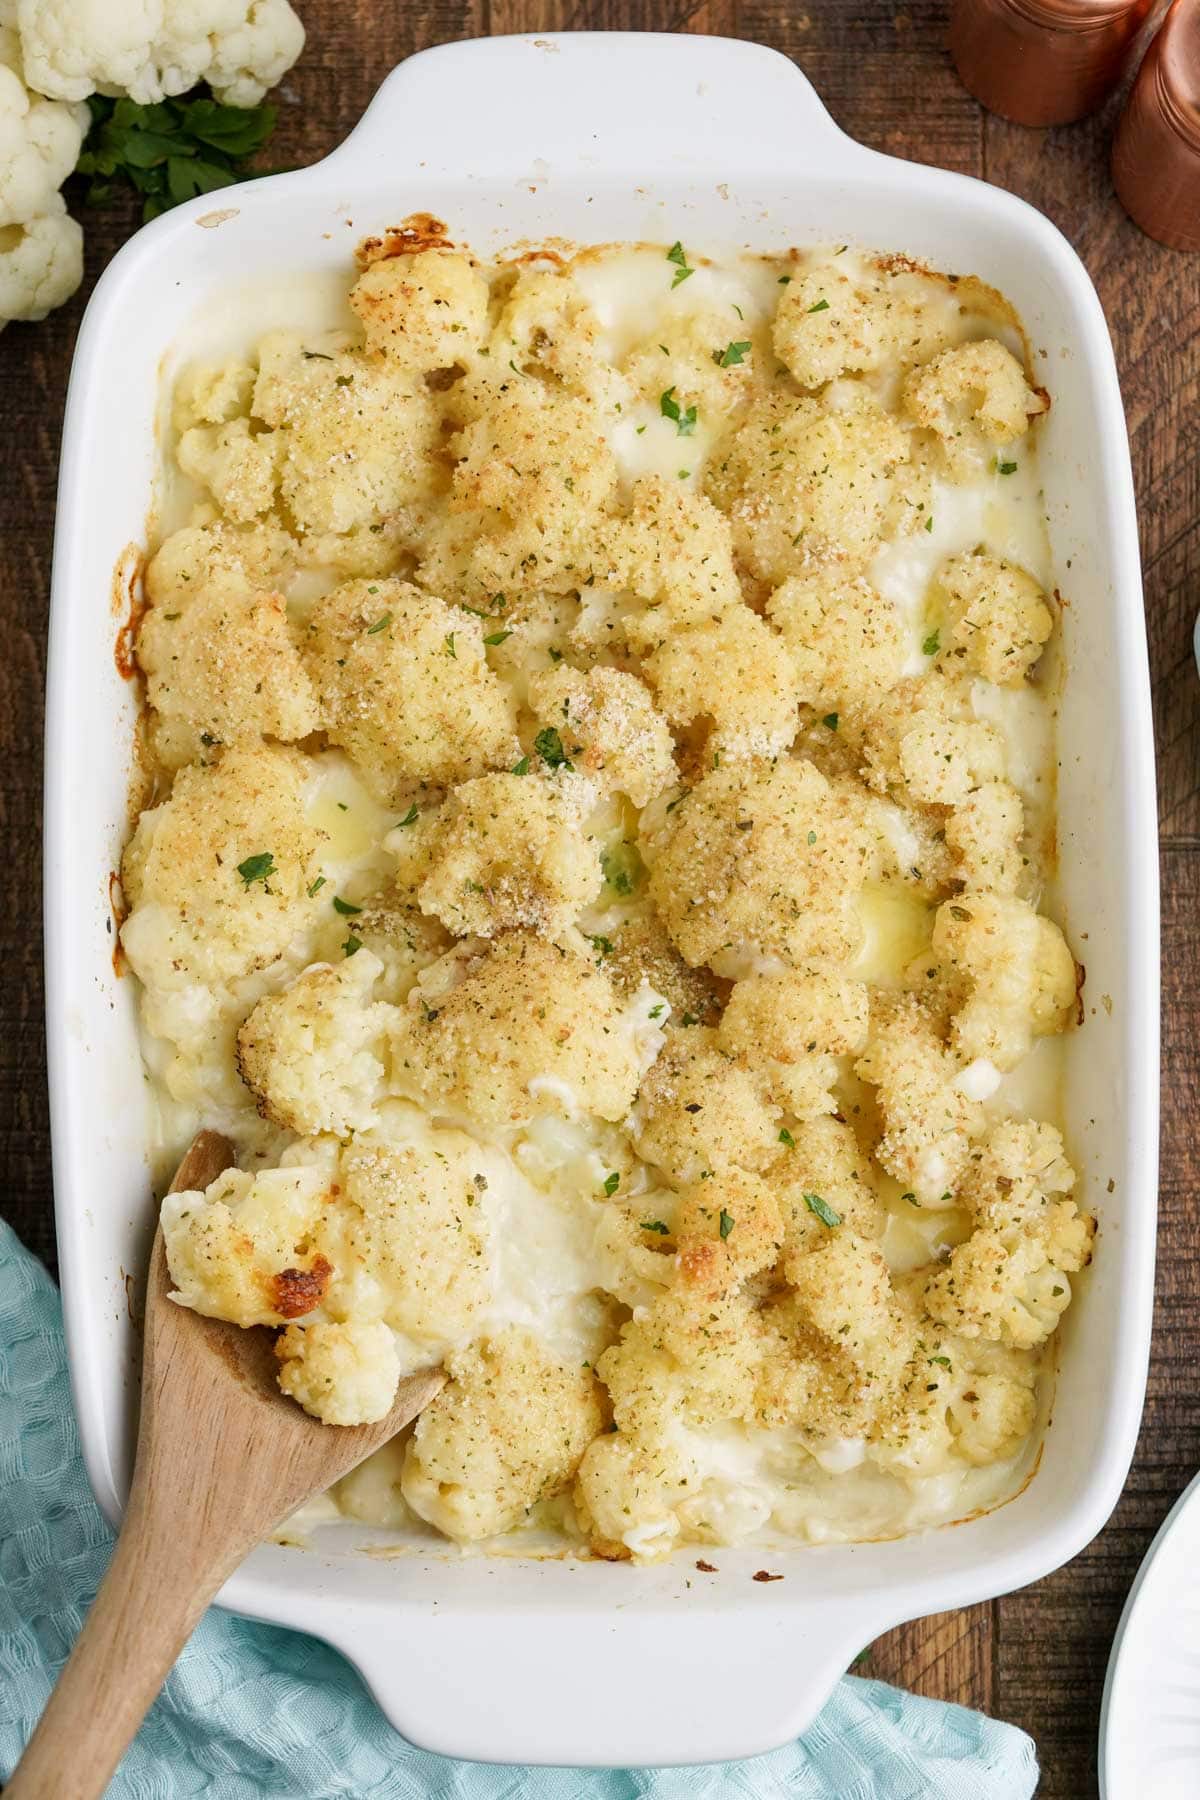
340,1131,494,1342
924,1220,1089,1351
236,949,392,1137
0,38,87,227
597,476,743,638
773,1116,886,1253
136,561,320,771
401,1329,603,1541
275,1320,400,1426
251,331,441,537
945,781,1025,895
303,578,517,801
416,771,601,938
0,193,81,325
390,932,644,1131
772,261,957,390
176,416,280,523
631,1027,779,1186
931,893,1077,1070
419,375,618,599
719,967,869,1119
161,1163,337,1329
705,389,910,587
526,665,676,807
933,550,1054,686
641,757,869,974
640,605,798,763
17,0,305,106
904,338,1046,452
855,994,984,1202
349,249,490,370
120,744,323,990
491,265,606,394
862,674,1006,807
767,570,905,715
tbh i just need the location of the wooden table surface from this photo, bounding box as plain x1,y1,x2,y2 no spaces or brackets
2,2,1196,1791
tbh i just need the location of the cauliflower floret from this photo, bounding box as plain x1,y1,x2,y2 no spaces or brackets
603,1288,763,1435
526,665,676,807
401,1329,603,1541
17,0,305,106
350,901,449,1004
350,248,490,370
176,417,281,523
621,306,758,427
236,949,392,1137
573,1429,692,1563
419,375,617,599
275,1319,400,1426
0,193,80,325
640,605,798,763
416,771,601,938
787,1231,914,1390
719,967,868,1118
490,266,606,395
946,1355,1038,1466
767,570,905,715
862,674,1006,807
632,1027,779,1186
945,781,1024,895
340,1131,494,1342
958,1118,1076,1232
924,1223,1086,1350
303,578,517,801
772,261,957,390
120,744,323,989
903,338,1046,455
674,1168,784,1290
172,358,258,430
251,332,441,538
931,893,1078,1069
600,914,727,1030
0,39,87,227
136,562,320,770
391,932,644,1131
705,390,910,587
773,1116,886,1253
641,757,869,974
597,476,742,638
161,1162,337,1328
855,994,984,1202
933,550,1054,686
146,516,296,605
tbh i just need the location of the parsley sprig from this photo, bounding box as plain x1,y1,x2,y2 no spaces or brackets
660,387,697,435
75,89,278,224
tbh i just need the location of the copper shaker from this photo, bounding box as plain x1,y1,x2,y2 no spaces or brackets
950,0,1155,126
1112,0,1200,249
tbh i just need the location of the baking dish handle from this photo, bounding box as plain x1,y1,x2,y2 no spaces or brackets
327,32,858,180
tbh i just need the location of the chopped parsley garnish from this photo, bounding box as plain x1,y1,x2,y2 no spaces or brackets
648,1003,665,1020
365,612,392,635
666,240,694,287
236,852,275,888
681,1012,699,1027
779,1127,795,1149
807,829,817,845
902,1192,920,1206
335,373,352,387
678,468,690,480
534,725,572,770
588,933,614,958
332,895,361,916
511,755,531,776
659,387,697,435
396,803,420,826
718,1209,735,1240
444,632,457,658
778,274,792,285
928,1354,952,1369
306,876,326,897
822,712,839,731
997,459,1018,475
641,1219,670,1235
922,629,941,657
949,904,973,921
716,340,751,368
601,842,643,897
483,629,512,646
302,349,333,360
603,1172,621,1197
804,1192,841,1228
162,611,180,621
341,935,362,957
807,297,830,314
925,514,934,533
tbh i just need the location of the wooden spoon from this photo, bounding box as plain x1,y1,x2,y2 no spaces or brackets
9,1130,445,1800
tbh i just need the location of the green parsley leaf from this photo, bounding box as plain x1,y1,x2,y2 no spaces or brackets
778,274,792,285
648,1003,665,1020
534,725,572,770
718,1209,735,1240
659,386,697,435
587,933,614,958
997,459,1018,475
666,240,694,287
902,1192,920,1206
342,935,362,957
306,876,326,897
236,852,275,888
922,629,941,657
511,755,531,776
822,712,839,731
366,612,393,635
928,1354,952,1369
483,629,512,646
804,1192,841,1228
603,1172,621,1197
76,89,278,226
717,340,751,368
332,895,361,916
396,803,420,827
600,842,644,897
444,632,457,658
924,514,934,533
640,1219,670,1235
779,1127,795,1148
807,829,817,845
807,297,830,314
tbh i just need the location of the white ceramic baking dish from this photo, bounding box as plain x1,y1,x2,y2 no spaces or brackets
45,31,1158,1767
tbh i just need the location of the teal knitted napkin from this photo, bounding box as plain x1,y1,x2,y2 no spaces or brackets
0,1216,1038,1797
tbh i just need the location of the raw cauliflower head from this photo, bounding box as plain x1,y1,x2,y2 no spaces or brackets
303,577,518,801
350,247,491,370
416,770,602,939
390,932,646,1132
236,948,393,1138
0,192,81,325
401,1328,604,1541
0,33,87,227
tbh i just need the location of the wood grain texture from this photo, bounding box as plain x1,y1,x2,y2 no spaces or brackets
1,2,1195,1792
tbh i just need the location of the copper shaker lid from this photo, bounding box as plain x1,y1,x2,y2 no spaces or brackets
1113,0,1200,250
950,0,1154,127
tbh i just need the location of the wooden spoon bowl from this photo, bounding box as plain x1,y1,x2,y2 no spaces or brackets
9,1130,444,1800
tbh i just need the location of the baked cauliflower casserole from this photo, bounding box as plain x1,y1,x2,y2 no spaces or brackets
120,234,1091,1561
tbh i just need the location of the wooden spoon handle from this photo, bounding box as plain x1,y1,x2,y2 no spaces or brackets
7,1468,239,1800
